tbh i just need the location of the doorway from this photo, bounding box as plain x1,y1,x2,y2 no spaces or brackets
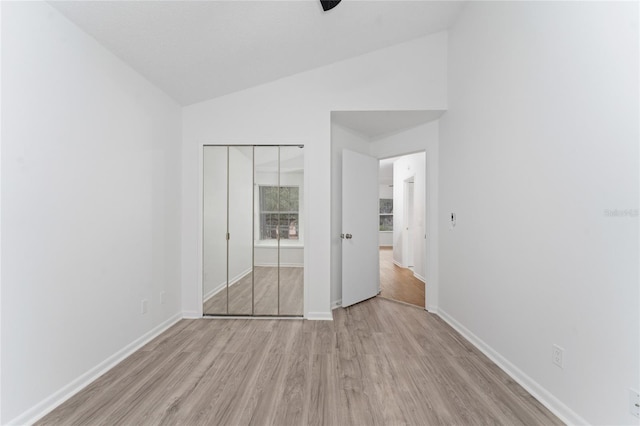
377,153,426,308
330,109,442,312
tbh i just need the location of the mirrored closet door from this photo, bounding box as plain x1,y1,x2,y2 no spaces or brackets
203,145,304,316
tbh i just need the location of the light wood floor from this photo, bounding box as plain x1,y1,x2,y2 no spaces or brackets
38,297,561,426
379,247,425,308
204,266,303,316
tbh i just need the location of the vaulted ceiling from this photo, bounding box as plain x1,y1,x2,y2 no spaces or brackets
51,1,464,106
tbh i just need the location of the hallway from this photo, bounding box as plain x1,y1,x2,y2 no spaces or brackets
379,247,425,308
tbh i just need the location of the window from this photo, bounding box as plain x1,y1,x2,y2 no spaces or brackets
259,186,299,240
379,198,393,231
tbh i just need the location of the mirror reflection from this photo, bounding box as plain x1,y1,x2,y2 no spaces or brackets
228,146,254,315
203,146,229,315
277,146,304,316
253,147,279,315
203,145,303,316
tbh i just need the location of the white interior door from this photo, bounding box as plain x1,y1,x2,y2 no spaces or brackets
342,149,379,307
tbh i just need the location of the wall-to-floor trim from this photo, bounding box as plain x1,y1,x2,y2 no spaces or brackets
331,299,342,310
307,311,333,320
437,308,587,426
9,313,183,426
413,272,425,283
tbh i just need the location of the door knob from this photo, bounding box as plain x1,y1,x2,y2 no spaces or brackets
345,233,353,239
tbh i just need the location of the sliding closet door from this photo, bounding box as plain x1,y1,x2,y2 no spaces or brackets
228,146,254,315
203,146,228,315
279,146,304,316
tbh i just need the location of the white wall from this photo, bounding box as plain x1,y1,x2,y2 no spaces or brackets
182,32,448,319
439,2,638,424
1,2,182,423
370,122,439,311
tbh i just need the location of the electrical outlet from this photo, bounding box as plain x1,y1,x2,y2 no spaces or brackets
141,299,148,314
160,291,166,305
630,388,639,418
552,344,564,369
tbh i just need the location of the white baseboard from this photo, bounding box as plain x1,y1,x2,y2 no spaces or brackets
331,299,342,310
182,310,201,319
10,313,183,426
307,311,333,320
392,259,404,268
437,308,586,426
413,272,426,283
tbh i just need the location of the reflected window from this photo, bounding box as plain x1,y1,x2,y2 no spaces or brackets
259,186,299,240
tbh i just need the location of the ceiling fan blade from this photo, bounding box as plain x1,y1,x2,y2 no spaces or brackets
320,0,342,12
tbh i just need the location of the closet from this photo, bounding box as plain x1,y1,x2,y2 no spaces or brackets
203,145,304,316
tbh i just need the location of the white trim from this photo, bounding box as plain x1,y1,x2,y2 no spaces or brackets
331,299,342,310
413,272,426,283
182,310,201,319
437,308,586,426
392,259,404,268
9,313,183,426
426,304,438,314
307,311,333,320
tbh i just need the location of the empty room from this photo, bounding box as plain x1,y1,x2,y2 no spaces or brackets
1,1,638,425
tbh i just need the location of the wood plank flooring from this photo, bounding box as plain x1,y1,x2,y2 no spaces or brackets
38,297,561,426
204,266,303,316
379,247,425,308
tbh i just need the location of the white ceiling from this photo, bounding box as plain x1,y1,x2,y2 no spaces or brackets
332,109,445,140
50,1,464,106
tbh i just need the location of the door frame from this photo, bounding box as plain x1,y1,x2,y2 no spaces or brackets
331,131,438,312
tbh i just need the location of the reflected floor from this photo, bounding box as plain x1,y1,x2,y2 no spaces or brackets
204,266,303,316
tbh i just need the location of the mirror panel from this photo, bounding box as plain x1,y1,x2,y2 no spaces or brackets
278,146,304,316
203,146,228,315
228,146,254,315
253,146,279,315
